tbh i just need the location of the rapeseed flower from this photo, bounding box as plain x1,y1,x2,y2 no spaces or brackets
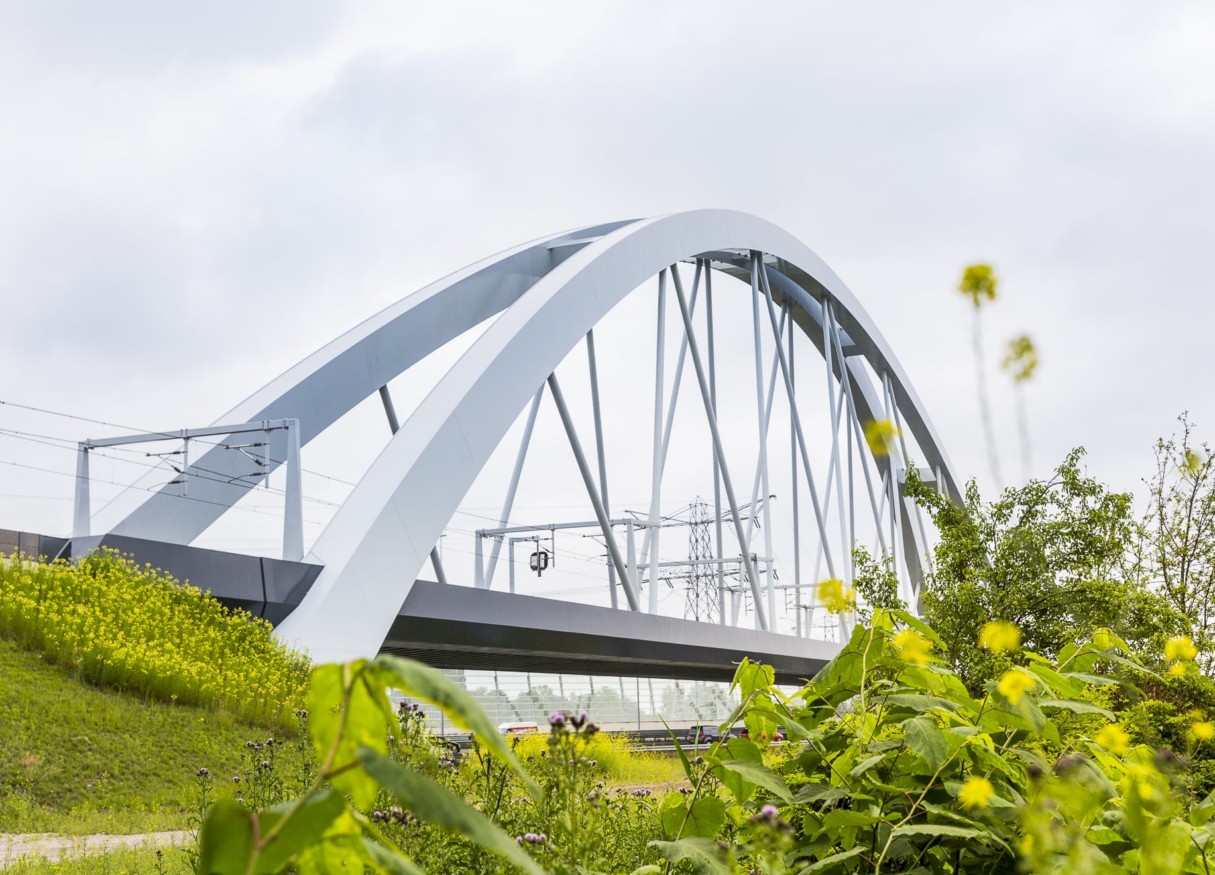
892,628,932,665
817,578,856,615
996,669,1035,705
1095,723,1130,755
979,621,1021,653
958,776,995,809
958,264,998,308
864,419,901,457
1165,635,1198,662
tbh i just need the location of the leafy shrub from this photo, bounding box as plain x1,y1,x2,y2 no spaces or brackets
0,550,309,727
194,614,1215,874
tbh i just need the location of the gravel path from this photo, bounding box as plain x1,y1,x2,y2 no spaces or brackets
0,831,189,868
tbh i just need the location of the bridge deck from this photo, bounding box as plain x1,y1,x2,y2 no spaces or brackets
57,534,839,684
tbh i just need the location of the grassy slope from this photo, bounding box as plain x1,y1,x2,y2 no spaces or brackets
0,637,304,835
2,846,192,874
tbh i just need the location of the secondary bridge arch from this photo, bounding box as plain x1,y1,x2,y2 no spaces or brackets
91,210,960,664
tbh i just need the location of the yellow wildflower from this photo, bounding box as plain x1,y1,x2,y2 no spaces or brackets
892,629,933,666
817,578,856,615
979,621,1021,654
1001,335,1038,384
1095,724,1130,755
1123,763,1161,802
1165,635,1198,662
958,264,998,309
1192,721,1215,742
1168,662,1188,677
864,419,901,457
996,669,1035,705
958,776,995,809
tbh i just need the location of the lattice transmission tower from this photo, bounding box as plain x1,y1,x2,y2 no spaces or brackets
684,497,717,622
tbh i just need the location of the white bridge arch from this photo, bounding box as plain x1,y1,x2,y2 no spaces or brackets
91,210,960,663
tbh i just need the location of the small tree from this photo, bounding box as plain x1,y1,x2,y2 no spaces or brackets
907,449,1185,690
1130,413,1215,652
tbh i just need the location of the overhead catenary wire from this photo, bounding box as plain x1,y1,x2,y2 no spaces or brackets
1,460,328,525
0,399,357,487
0,426,342,507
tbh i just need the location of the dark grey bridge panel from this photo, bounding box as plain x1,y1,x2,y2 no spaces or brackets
384,581,836,685
64,534,321,624
56,536,837,683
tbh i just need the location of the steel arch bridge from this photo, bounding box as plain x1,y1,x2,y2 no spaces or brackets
78,210,960,678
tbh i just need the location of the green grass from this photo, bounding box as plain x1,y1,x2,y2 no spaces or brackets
2,845,191,874
0,636,307,835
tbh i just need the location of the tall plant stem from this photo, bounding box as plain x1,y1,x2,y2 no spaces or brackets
972,308,1003,488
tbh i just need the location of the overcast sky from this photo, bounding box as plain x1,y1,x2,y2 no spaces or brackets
1,2,1213,607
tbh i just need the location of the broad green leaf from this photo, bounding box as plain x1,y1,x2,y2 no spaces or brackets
1138,818,1190,873
714,758,792,803
198,798,255,875
370,654,540,799
743,706,782,747
1037,698,1115,720
1193,789,1215,826
358,748,544,875
257,789,346,872
685,796,727,839
295,838,376,875
734,658,775,698
792,784,850,806
292,807,368,874
798,846,866,873
659,792,688,838
360,839,428,875
891,823,986,841
650,838,731,875
849,753,886,780
1057,641,1080,667
903,716,949,772
1022,662,1082,698
713,737,762,803
920,802,988,829
900,665,977,709
808,625,873,703
822,809,879,828
885,693,960,713
943,780,1015,809
308,661,390,808
891,609,945,647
